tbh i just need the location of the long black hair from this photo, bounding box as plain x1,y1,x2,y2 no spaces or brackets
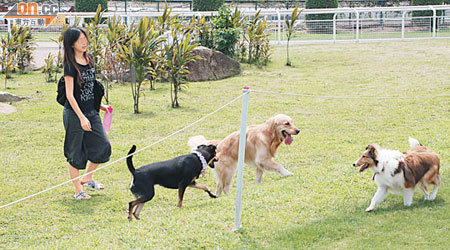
63,27,92,86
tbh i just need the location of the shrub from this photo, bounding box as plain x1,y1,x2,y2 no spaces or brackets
75,0,107,12
212,6,241,56
411,0,444,17
305,0,338,21
193,0,224,11
244,11,272,66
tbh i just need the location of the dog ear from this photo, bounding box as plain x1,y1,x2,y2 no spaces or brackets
208,158,217,168
196,144,206,149
401,162,416,187
366,144,378,159
266,117,277,139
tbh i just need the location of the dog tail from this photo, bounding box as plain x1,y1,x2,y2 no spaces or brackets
408,137,422,149
188,135,209,151
127,145,137,176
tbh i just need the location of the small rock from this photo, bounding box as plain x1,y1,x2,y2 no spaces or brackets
0,92,28,103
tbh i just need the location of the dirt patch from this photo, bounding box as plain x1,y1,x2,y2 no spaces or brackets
0,103,17,114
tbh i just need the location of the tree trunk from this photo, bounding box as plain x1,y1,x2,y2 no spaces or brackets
171,77,179,108
135,85,140,114
286,39,291,66
248,41,253,64
170,80,174,108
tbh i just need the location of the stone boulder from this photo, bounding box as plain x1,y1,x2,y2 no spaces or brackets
0,92,28,103
186,46,241,82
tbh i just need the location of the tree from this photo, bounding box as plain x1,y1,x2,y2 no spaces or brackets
285,7,302,66
305,0,338,21
411,0,444,29
193,0,224,11
75,0,107,12
118,17,164,114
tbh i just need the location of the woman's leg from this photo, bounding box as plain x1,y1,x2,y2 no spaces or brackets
68,164,83,194
81,162,99,183
81,162,105,189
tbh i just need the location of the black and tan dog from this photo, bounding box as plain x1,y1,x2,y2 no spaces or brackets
126,144,217,221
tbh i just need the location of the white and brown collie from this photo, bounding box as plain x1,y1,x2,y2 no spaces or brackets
353,137,441,212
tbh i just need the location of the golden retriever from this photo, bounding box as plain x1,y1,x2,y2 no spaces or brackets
188,114,300,196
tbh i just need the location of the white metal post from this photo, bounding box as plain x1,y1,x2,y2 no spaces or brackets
354,9,359,42
7,19,12,38
429,6,436,38
402,11,406,40
276,10,281,45
333,13,337,42
234,86,250,231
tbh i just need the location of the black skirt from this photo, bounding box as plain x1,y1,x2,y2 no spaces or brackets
63,108,111,170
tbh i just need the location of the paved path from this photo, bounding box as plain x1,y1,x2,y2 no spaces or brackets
31,42,60,70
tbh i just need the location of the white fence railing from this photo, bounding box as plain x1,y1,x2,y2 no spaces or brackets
1,5,449,44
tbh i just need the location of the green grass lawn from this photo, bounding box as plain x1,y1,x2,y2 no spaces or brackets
1,39,449,249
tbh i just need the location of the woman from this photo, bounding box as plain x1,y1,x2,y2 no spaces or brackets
63,27,111,200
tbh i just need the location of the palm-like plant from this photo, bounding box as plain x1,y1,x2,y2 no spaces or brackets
43,53,57,82
157,6,178,36
193,16,214,49
285,7,302,66
104,14,127,102
118,17,164,114
84,5,106,75
0,35,19,89
164,21,201,108
11,25,36,73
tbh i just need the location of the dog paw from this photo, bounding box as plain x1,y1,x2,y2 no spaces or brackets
365,207,374,212
282,171,294,177
206,190,218,198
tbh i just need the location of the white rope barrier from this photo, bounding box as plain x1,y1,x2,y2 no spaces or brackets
250,89,450,100
0,94,244,210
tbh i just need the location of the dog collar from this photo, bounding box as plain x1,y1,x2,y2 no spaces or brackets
192,150,208,170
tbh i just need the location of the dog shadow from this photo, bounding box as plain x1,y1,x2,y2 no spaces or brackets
367,197,445,214
233,198,445,248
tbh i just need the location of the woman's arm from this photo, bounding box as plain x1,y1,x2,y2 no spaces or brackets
65,75,92,132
